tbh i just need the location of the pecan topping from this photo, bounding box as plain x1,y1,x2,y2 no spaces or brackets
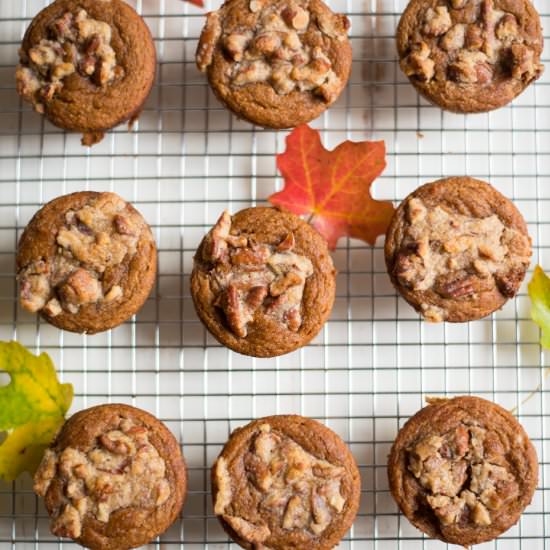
408,423,519,527
197,0,349,102
423,6,452,36
34,417,170,538
437,275,475,298
214,424,347,541
401,0,544,86
394,197,531,318
16,10,123,114
201,211,314,337
401,42,435,82
18,193,146,317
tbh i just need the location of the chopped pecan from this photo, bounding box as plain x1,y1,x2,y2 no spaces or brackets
112,214,133,235
52,505,82,539
285,308,302,332
196,12,222,72
204,210,231,262
496,14,519,43
510,43,542,82
246,286,268,309
450,0,467,7
465,24,484,50
281,6,310,31
494,269,522,298
231,245,271,267
99,433,131,455
270,272,303,297
249,0,269,13
402,42,435,82
43,298,62,317
223,32,252,62
233,60,272,86
251,32,281,56
222,284,248,338
316,10,350,40
440,24,465,52
437,276,475,298
448,51,490,83
58,268,102,310
423,6,452,36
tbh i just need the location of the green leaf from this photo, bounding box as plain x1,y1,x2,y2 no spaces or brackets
0,341,73,481
528,265,550,349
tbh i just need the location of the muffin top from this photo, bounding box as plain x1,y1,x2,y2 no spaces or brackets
191,207,336,357
212,415,361,550
397,0,544,112
385,177,531,322
16,8,124,115
17,192,157,334
196,0,352,128
388,396,538,546
15,0,156,144
34,404,186,550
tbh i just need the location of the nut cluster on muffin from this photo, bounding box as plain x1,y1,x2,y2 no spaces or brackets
191,207,336,357
15,0,156,145
211,415,361,550
385,177,532,322
196,0,352,128
388,396,538,546
397,0,544,112
34,404,187,550
17,192,157,334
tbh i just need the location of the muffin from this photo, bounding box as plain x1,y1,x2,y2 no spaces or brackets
384,177,531,322
191,207,336,357
387,396,538,546
396,0,544,113
212,415,361,550
33,404,187,550
16,0,156,146
196,0,352,128
17,191,157,334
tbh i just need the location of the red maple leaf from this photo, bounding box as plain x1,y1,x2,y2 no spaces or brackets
181,0,204,6
269,124,394,250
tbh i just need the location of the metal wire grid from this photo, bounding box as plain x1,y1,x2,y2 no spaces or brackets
0,0,549,547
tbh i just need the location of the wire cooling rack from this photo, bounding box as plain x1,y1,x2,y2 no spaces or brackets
0,0,549,548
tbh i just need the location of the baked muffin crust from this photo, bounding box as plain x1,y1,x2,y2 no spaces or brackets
34,404,187,550
16,0,156,145
397,0,544,112
17,192,157,334
388,396,538,546
196,0,352,128
191,207,336,357
212,415,361,550
384,177,531,322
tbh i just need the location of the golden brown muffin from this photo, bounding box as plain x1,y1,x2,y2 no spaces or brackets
33,404,187,550
212,415,361,550
196,0,352,128
17,191,157,334
387,396,538,546
384,177,531,322
396,0,544,113
16,0,156,146
191,207,336,357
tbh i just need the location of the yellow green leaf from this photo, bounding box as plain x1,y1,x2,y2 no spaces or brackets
528,265,550,349
0,341,73,481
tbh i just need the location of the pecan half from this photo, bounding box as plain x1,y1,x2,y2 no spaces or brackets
437,276,475,298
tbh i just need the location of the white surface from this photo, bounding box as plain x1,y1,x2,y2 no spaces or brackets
0,0,549,548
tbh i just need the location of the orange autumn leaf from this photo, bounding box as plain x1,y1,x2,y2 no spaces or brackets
269,124,394,250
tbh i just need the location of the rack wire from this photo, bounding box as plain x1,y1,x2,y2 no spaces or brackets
0,0,549,547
